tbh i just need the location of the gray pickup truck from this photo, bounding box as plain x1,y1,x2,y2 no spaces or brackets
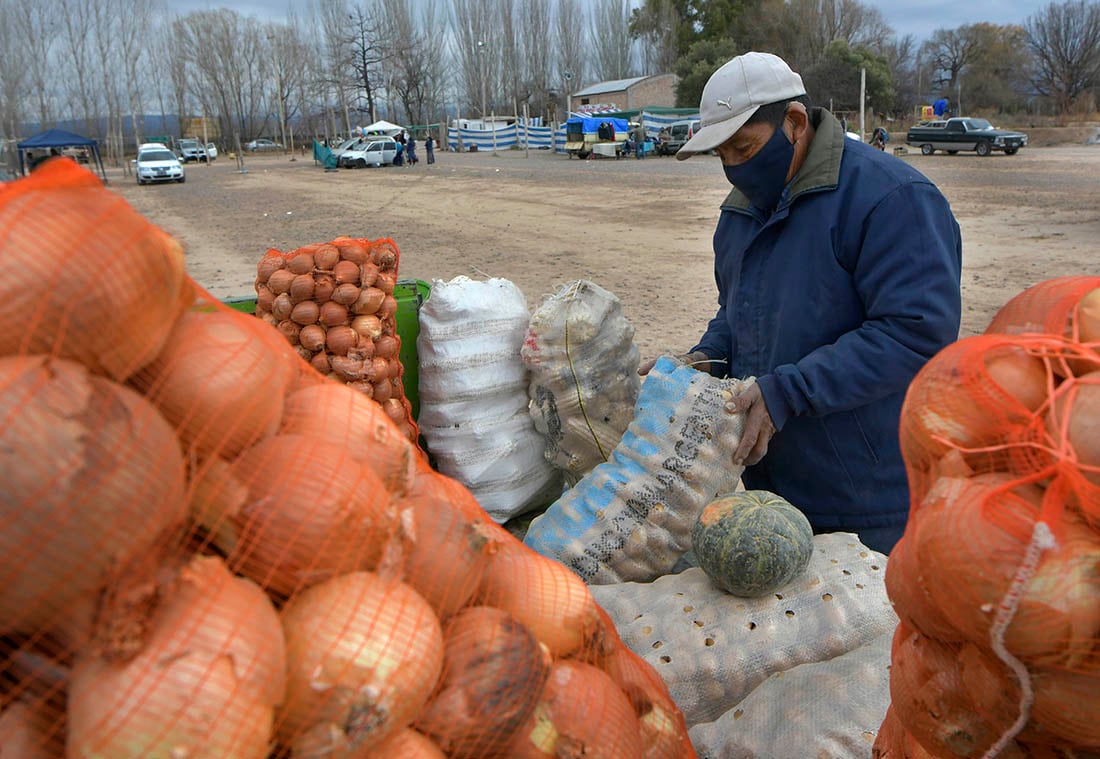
906,117,1028,156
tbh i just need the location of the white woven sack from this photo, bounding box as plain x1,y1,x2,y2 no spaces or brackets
523,357,750,584
588,533,899,727
689,632,894,759
523,280,640,483
417,276,560,522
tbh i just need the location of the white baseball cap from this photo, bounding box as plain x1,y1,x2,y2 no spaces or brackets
676,52,806,161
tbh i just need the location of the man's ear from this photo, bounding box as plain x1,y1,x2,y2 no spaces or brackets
785,102,810,141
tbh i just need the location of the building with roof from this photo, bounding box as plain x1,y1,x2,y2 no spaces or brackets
569,74,678,115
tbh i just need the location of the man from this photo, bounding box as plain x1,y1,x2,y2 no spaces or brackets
933,96,950,118
648,52,962,554
633,122,647,159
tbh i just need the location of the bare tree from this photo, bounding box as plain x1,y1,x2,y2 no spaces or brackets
517,0,554,118
10,0,59,129
450,0,499,116
591,0,634,80
920,24,984,98
780,0,894,70
317,0,355,136
382,0,431,124
58,0,98,136
556,0,589,102
629,0,679,75
346,1,387,124
417,0,450,128
0,0,31,140
1026,0,1100,114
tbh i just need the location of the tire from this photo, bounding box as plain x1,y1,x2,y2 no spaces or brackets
137,178,144,185
357,159,366,168
178,176,185,183
976,141,992,157
1004,148,1018,156
947,150,958,155
921,144,934,156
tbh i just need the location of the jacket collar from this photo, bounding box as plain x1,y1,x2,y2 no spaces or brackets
720,108,845,213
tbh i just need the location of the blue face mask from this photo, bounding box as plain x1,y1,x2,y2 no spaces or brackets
722,124,794,211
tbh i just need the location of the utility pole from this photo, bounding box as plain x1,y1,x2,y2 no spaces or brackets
859,68,866,141
477,40,488,124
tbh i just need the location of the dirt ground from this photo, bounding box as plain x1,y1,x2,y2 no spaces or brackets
111,140,1100,359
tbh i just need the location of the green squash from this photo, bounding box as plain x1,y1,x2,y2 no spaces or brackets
691,491,814,597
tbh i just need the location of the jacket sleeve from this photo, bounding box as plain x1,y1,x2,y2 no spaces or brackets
756,181,962,431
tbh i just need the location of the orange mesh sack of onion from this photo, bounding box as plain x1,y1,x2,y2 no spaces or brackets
877,276,1100,757
0,160,697,759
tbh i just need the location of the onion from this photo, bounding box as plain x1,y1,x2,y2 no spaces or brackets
288,273,315,303
374,335,399,360
353,286,386,315
331,355,365,380
0,160,192,380
272,292,293,320
277,319,301,344
599,645,692,759
288,250,315,275
1076,287,1100,344
333,260,361,285
353,314,383,341
256,284,275,312
314,243,340,270
478,538,602,658
299,324,326,352
221,434,397,596
373,728,447,758
373,378,393,402
314,274,336,303
508,660,643,759
134,309,298,459
396,468,501,618
376,247,397,271
360,261,380,287
378,294,398,320
383,397,407,425
281,382,419,493
279,572,443,753
326,325,358,356
416,606,551,758
320,300,349,327
349,380,375,398
268,268,295,295
369,357,389,382
0,700,56,759
335,237,369,263
884,532,963,642
259,311,278,327
350,335,376,360
310,351,330,374
375,270,397,294
1031,664,1100,745
332,282,362,306
290,300,320,326
257,251,285,282
0,356,188,648
68,556,285,759
1047,371,1100,486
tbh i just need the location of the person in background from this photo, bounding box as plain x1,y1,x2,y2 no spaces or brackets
933,96,950,118
870,125,889,150
406,137,418,166
393,140,404,167
425,134,435,164
633,122,647,159
643,52,962,555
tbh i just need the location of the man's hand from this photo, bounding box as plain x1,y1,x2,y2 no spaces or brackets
725,382,777,466
638,351,711,376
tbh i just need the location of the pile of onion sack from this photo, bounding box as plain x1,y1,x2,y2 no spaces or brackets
254,236,418,445
0,160,696,759
875,276,1100,758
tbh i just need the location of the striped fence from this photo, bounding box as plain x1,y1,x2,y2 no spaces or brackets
446,110,699,154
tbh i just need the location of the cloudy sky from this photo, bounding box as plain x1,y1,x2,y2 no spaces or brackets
174,0,1052,44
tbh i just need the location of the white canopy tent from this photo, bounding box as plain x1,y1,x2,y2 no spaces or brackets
360,120,404,136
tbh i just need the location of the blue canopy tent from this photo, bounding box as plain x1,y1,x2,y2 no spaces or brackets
17,129,107,182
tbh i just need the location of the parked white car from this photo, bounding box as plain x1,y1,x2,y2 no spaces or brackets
134,143,185,184
340,138,399,168
205,142,218,161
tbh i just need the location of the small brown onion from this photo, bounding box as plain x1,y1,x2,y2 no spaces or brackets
290,300,320,326
299,324,326,352
256,285,275,313
374,335,399,360
330,355,365,380
326,325,358,356
277,319,301,344
314,244,340,270
369,357,389,381
272,293,293,321
310,352,330,374
257,252,285,282
387,360,401,380
332,283,362,306
360,262,380,287
352,314,383,341
289,274,315,303
375,271,396,294
336,238,369,263
376,248,397,271
383,398,406,424
333,260,360,285
378,295,398,320
260,312,278,327
288,251,315,275
268,268,296,296
350,336,376,361
320,301,349,327
313,274,336,303
373,379,393,402
347,380,374,398
352,287,385,315
294,345,313,361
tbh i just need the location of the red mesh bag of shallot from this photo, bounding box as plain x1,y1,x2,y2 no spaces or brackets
1,161,696,758
880,277,1100,758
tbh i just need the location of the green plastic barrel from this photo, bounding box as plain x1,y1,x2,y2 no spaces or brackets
221,278,430,421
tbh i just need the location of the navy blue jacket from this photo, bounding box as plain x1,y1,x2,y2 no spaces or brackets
692,109,962,529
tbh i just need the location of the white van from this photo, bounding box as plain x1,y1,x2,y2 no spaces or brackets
340,138,399,168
